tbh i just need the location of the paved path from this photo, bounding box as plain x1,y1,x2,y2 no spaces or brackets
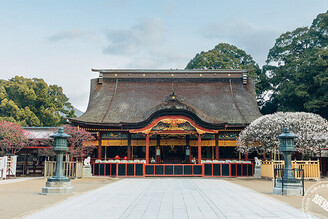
0,177,42,184
26,178,310,219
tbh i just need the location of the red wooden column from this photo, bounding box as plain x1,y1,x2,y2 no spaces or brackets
198,134,202,164
245,142,249,161
127,133,131,160
245,147,249,161
146,134,150,164
215,133,219,160
98,132,102,159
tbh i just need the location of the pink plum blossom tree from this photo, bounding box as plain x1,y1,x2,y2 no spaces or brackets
62,125,96,160
0,121,31,155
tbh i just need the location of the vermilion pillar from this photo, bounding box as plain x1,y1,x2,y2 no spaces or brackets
245,142,249,161
98,132,102,159
215,133,219,160
146,134,150,164
245,149,249,161
198,134,202,164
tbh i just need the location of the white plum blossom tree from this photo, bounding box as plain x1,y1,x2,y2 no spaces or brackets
237,112,328,158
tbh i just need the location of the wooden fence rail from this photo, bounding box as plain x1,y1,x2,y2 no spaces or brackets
44,161,83,178
261,160,320,181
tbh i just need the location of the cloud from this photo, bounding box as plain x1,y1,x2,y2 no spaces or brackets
48,30,87,42
103,19,189,68
200,19,280,65
103,19,165,55
125,50,189,69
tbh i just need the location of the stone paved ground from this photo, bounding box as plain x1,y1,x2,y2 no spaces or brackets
25,178,313,219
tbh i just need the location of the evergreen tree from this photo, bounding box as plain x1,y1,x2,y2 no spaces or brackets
0,76,75,126
262,11,328,118
186,43,269,105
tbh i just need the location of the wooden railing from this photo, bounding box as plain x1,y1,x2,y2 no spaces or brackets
261,160,320,180
44,161,83,179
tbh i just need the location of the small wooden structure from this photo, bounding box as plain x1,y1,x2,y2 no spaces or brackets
17,127,58,176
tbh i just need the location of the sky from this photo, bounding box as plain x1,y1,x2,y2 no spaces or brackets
0,0,327,112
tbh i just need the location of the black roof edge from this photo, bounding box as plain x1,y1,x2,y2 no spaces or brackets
68,109,248,130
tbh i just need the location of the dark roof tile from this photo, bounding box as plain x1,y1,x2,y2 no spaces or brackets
72,74,261,126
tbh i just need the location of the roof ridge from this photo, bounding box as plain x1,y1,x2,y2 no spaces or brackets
92,68,252,72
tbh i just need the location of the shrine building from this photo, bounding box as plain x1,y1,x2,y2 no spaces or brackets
69,69,262,177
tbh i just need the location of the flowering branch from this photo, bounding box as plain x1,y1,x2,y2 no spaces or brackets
237,112,328,157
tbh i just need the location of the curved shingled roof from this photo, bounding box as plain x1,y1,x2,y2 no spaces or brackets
70,69,262,128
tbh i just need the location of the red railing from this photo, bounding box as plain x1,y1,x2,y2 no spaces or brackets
93,162,144,177
203,163,253,177
92,162,253,177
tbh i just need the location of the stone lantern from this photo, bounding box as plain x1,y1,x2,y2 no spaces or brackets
273,127,303,195
41,127,73,194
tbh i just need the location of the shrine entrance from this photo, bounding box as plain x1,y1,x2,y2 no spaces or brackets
161,146,184,164
130,115,217,165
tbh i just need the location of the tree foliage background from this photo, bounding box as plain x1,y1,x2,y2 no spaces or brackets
185,43,270,105
0,76,75,127
262,10,328,118
186,43,259,73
